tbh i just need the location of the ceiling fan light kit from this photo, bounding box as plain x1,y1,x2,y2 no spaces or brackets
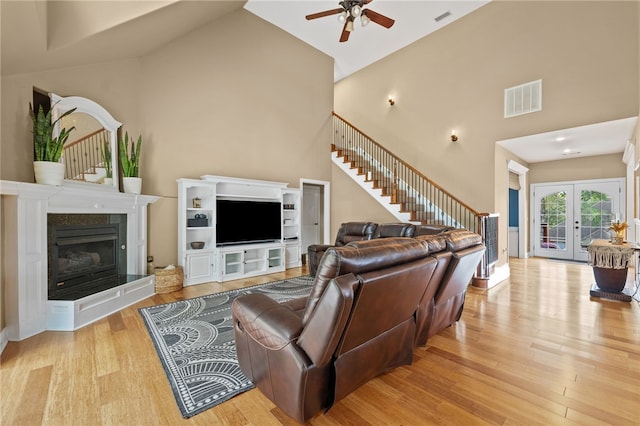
305,0,395,42
346,19,355,32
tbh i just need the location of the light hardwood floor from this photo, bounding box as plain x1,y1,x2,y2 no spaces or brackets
2,258,639,425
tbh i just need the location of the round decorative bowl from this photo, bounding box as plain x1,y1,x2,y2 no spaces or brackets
190,241,205,250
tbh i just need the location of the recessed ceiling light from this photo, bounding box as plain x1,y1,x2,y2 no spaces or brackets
555,136,566,142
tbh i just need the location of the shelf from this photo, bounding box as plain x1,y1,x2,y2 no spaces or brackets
186,248,214,254
187,226,214,230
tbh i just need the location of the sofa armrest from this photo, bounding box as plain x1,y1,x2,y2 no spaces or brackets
307,244,334,276
298,274,358,367
308,244,334,253
232,294,303,350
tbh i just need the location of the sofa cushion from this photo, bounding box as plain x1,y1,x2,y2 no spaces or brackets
414,234,448,254
413,224,455,236
373,222,415,238
445,229,483,252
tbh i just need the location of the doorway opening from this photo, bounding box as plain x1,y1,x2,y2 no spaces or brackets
300,179,330,263
508,160,529,259
531,178,624,261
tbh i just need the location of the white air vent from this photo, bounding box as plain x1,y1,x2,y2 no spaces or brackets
435,11,451,22
504,79,542,118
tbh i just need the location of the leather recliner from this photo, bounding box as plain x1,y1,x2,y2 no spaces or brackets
306,221,377,276
231,238,438,423
307,221,456,276
414,230,485,345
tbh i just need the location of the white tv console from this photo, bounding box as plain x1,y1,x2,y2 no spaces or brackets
177,175,301,285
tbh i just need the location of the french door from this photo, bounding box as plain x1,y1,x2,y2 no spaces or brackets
532,179,624,261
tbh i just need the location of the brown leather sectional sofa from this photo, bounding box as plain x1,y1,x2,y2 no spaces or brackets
231,227,484,423
307,221,456,276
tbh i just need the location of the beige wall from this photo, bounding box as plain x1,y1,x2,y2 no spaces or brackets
528,153,626,184
334,1,638,268
138,10,333,265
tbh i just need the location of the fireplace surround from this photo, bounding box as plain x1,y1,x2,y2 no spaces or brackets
1,180,158,341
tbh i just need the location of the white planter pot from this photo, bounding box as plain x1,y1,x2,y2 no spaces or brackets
103,177,113,186
34,161,65,186
123,177,142,194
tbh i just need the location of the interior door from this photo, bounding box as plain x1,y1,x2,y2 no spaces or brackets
532,180,623,261
573,181,621,261
301,184,321,254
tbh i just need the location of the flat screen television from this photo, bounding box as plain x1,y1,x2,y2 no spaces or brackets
216,199,281,246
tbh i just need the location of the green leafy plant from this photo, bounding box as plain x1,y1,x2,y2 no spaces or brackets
101,136,112,178
29,102,77,162
119,131,142,177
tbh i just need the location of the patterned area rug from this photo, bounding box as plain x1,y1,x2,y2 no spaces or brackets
139,275,314,418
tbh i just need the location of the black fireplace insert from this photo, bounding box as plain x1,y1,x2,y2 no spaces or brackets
49,223,121,300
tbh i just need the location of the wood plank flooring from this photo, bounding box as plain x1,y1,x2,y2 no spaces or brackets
1,258,639,425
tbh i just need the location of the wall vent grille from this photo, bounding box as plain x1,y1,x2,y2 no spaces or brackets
504,79,542,118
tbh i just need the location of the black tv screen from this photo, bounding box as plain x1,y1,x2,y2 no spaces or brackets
216,199,281,246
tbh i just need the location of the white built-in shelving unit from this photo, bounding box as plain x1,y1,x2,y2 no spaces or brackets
282,188,302,268
177,175,302,285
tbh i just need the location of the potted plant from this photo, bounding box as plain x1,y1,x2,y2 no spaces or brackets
29,102,76,185
609,220,628,245
119,131,142,194
101,136,113,185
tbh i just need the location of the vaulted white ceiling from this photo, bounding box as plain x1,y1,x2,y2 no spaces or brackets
244,0,490,82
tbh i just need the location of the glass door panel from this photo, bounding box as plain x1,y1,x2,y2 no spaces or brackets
534,185,573,260
574,182,621,262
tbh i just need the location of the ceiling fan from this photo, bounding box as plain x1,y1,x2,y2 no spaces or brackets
305,0,395,43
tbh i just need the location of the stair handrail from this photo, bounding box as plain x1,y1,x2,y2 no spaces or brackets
63,128,109,181
64,128,105,149
332,112,489,220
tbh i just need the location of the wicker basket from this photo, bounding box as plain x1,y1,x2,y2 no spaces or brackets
154,266,184,294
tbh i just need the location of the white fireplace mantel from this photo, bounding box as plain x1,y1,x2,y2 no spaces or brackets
1,180,159,341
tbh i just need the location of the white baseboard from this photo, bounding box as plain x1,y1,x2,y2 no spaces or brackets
487,262,511,289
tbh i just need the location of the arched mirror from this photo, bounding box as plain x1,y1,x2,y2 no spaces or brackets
51,94,122,190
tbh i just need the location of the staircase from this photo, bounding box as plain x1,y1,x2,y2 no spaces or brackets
332,112,499,285
63,128,111,182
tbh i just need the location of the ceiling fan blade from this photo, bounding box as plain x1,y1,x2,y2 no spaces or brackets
305,8,344,20
339,21,350,42
363,8,395,28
